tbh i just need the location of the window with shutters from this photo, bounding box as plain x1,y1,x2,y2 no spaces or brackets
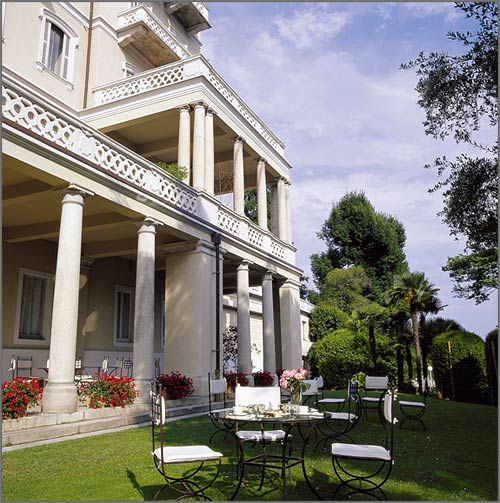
37,10,78,84
114,285,135,346
15,269,53,344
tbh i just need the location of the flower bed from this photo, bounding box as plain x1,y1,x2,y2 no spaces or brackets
157,372,194,399
253,370,275,386
79,374,137,408
2,378,43,419
224,371,249,390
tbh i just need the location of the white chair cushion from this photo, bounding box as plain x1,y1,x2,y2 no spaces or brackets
365,376,388,390
398,400,425,408
210,406,233,414
153,445,223,464
361,397,380,403
332,443,391,461
235,386,281,408
236,429,289,442
210,378,227,394
319,398,345,404
325,412,357,422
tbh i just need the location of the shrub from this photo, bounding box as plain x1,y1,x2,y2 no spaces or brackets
2,378,43,419
157,372,194,400
309,328,370,389
79,374,137,408
351,371,366,390
309,304,349,341
252,370,274,386
224,371,249,389
431,330,489,404
155,161,188,181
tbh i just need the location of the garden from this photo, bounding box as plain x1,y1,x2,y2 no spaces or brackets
2,387,497,501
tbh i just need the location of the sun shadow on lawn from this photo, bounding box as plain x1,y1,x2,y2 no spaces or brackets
126,468,162,501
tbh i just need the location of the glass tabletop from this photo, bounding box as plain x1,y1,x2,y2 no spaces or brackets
216,409,325,423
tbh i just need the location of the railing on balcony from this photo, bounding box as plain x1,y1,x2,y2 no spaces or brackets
118,5,189,61
92,55,286,156
2,76,295,264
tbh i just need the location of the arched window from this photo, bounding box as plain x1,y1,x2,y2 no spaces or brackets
38,10,79,84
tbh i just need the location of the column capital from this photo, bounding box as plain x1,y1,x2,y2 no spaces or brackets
258,157,267,165
263,270,274,282
233,135,245,144
236,259,252,271
178,104,191,113
133,216,163,233
206,107,216,117
54,183,94,198
192,101,207,110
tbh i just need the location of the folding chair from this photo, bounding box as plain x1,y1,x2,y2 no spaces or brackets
122,357,133,377
151,383,223,501
207,372,233,444
15,356,34,379
74,358,94,387
331,390,397,500
362,376,388,425
302,379,319,406
317,375,325,400
398,378,428,431
316,380,361,450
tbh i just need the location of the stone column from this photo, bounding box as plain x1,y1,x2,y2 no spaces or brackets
233,137,245,215
204,108,215,195
256,158,268,230
132,217,161,403
42,185,93,414
285,180,292,243
177,105,191,185
277,177,288,242
75,257,94,360
262,271,276,374
192,102,206,190
237,260,252,376
163,240,217,395
279,278,302,369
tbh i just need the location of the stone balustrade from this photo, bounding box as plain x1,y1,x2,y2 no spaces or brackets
2,76,295,264
92,55,285,156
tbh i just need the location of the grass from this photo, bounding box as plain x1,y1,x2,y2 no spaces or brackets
2,390,498,501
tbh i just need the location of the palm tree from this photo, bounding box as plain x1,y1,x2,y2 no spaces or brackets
386,272,442,393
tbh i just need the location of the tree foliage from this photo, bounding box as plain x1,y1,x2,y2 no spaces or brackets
431,329,488,404
314,192,407,299
402,2,498,302
309,303,349,342
155,161,188,181
484,328,498,405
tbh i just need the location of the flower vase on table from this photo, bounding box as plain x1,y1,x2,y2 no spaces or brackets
290,386,302,415
279,368,310,416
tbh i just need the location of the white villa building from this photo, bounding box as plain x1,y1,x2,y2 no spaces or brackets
1,2,306,414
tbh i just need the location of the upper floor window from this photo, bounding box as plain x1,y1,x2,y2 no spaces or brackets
38,10,78,84
15,268,53,344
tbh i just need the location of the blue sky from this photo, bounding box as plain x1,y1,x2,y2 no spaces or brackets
201,2,498,337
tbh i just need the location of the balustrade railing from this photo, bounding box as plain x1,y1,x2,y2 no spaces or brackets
92,55,285,156
3,76,294,263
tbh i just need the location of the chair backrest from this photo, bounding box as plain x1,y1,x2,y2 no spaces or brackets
302,379,318,396
365,376,388,390
383,390,397,453
9,356,16,373
316,375,324,389
102,356,109,373
122,358,133,377
15,356,32,377
235,385,281,408
208,373,227,413
347,380,362,419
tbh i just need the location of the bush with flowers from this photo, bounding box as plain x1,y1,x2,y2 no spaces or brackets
224,371,249,390
79,373,137,408
2,378,43,419
252,370,275,386
279,368,310,404
157,372,194,399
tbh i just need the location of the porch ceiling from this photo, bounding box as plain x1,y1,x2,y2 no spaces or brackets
2,156,191,260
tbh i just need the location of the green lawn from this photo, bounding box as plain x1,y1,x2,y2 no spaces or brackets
2,391,497,501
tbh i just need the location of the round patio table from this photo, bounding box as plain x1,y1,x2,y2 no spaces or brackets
214,409,326,500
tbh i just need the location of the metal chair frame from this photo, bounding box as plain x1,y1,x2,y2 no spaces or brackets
399,378,428,431
362,376,389,425
207,372,234,444
331,390,396,501
151,382,223,501
316,380,361,451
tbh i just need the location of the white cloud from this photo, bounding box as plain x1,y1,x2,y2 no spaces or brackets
272,5,352,50
405,2,462,24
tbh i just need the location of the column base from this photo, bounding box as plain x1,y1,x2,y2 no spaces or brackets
41,381,78,414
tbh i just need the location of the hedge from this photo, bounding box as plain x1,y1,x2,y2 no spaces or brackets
485,328,498,406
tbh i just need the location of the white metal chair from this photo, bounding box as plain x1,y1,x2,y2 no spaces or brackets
398,378,428,430
14,355,34,379
207,373,233,444
362,376,389,424
74,358,94,387
316,380,362,450
151,383,223,501
331,390,397,500
302,379,319,405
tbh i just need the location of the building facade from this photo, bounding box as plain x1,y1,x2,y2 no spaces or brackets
2,2,304,414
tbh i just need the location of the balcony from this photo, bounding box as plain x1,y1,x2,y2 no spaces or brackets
117,5,189,66
2,75,295,265
92,55,285,157
164,2,211,36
